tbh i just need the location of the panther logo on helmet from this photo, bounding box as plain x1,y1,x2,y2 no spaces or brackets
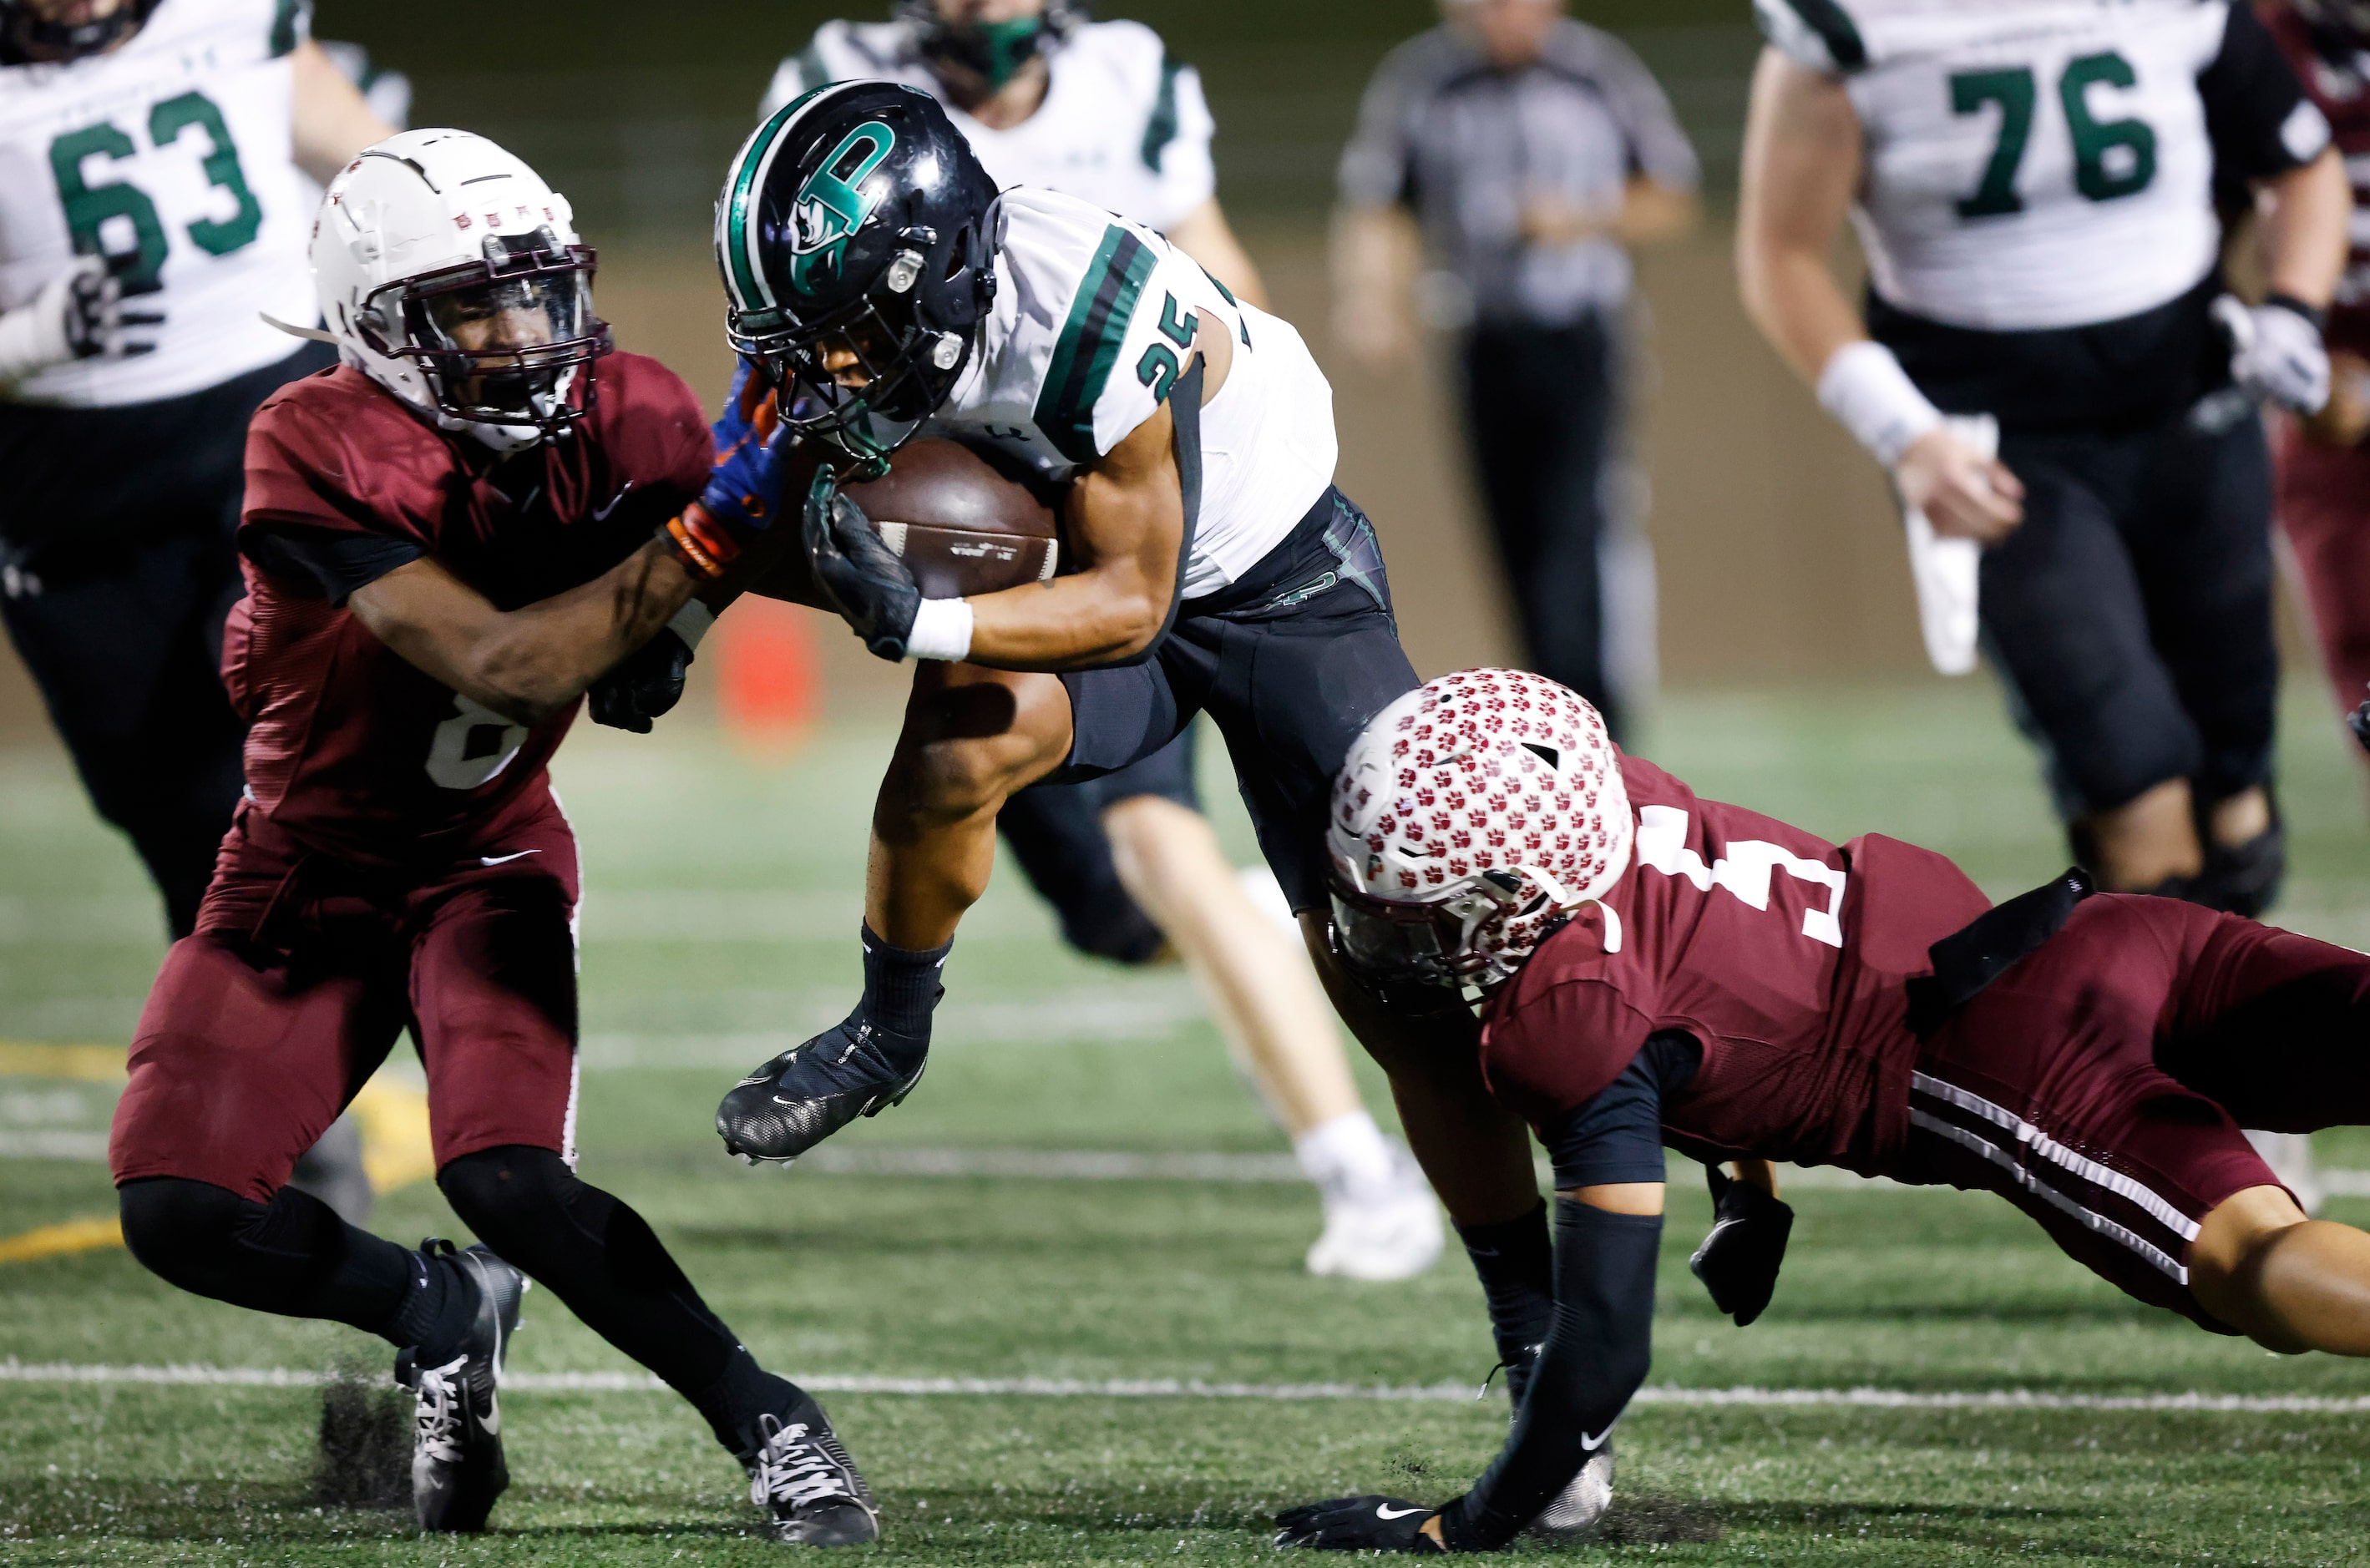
787,121,897,296
1327,670,1633,989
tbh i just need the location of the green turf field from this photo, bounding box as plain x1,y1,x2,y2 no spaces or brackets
7,680,2370,1565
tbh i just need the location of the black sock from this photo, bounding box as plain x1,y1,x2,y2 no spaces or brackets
1455,1201,1557,1373
688,1345,818,1460
379,1247,484,1363
858,923,949,1044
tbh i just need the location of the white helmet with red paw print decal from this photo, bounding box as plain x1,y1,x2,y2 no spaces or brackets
1325,670,1633,990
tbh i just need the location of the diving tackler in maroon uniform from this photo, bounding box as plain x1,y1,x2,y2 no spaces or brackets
104,129,877,1546
1279,670,2370,1555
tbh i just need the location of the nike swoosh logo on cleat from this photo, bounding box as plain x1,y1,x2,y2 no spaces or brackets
1375,1505,1424,1520
479,1392,500,1438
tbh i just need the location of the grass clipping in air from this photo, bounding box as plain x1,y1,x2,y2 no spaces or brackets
313,1358,409,1510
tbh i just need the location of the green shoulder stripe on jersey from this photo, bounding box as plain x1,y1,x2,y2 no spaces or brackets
269,0,306,58
1753,0,1866,73
1141,57,1185,171
1035,225,1158,465
794,38,833,92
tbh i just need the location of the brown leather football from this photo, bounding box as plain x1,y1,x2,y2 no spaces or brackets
843,438,1061,599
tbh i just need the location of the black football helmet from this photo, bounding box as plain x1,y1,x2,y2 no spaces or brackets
715,81,1000,477
1,0,160,63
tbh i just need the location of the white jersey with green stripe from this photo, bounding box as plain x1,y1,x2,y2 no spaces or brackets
1754,0,2260,331
0,0,321,407
761,18,1216,235
934,186,1336,599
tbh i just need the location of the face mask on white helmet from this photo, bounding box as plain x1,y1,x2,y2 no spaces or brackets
1325,669,1633,991
301,129,611,453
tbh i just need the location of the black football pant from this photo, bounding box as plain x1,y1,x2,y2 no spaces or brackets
0,343,332,938
1979,407,2277,820
119,1146,803,1457
1459,316,1627,741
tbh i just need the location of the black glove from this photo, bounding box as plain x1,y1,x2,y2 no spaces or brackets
2350,693,2370,757
803,466,919,661
1689,1163,1793,1327
587,626,695,734
1274,1495,1445,1552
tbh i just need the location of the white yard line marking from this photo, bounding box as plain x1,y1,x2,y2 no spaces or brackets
3,1362,2366,1413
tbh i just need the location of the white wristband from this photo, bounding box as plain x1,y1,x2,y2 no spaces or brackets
1817,340,1944,470
0,262,84,385
666,598,716,653
904,597,974,662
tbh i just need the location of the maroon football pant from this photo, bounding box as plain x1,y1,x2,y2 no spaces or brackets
1900,894,2370,1332
109,798,581,1201
2275,425,2370,726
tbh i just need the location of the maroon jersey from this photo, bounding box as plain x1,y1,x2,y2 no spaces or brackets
2264,3,2370,354
1478,756,1991,1176
225,352,711,861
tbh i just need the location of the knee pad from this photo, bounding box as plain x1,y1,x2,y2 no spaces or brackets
437,1144,576,1249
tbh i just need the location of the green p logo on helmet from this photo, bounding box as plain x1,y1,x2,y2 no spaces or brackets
787,121,896,295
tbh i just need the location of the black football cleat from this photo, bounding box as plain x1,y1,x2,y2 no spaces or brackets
396,1240,527,1533
747,1409,879,1545
716,1014,927,1164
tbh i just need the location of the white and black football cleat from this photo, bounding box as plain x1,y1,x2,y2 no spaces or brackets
747,1409,879,1545
395,1240,528,1533
716,1015,926,1164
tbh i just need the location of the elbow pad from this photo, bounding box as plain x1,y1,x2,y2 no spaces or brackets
1445,1198,1660,1550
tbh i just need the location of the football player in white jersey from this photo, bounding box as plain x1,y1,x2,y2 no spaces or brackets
695,78,1504,1230
759,1,1442,1282
0,0,394,1218
0,0,393,916
1738,0,2348,916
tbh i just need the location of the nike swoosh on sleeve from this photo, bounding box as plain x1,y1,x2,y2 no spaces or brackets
1375,1505,1425,1520
592,483,634,521
480,850,542,866
1580,1426,1613,1451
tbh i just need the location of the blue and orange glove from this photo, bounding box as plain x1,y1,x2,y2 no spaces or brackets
658,359,796,580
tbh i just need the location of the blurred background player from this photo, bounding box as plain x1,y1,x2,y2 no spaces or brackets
2261,0,2370,754
109,129,876,1544
1331,0,1700,744
760,0,1440,1281
1737,0,2347,918
0,0,397,1222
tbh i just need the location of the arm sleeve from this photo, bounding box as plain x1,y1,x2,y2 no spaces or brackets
1540,1030,1700,1190
1335,43,1421,210
1442,1197,1662,1550
1593,33,1703,191
2200,0,2332,181
1436,1038,1686,1550
1146,61,1218,231
242,525,423,605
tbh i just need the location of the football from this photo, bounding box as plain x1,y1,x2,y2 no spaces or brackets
843,438,1062,599
746,438,1062,609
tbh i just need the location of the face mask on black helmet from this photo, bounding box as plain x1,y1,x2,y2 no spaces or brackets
716,81,1000,478
0,0,160,64
895,0,1083,94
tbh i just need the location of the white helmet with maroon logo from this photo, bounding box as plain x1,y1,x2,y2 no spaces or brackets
1326,670,1633,989
307,129,610,453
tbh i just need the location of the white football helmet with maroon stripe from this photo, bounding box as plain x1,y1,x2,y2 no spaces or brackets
1326,670,1633,989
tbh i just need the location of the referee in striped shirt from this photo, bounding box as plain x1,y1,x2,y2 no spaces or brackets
1333,0,1699,741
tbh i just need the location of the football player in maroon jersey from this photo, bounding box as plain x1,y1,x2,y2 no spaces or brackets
102,130,874,1545
1276,670,2370,1553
